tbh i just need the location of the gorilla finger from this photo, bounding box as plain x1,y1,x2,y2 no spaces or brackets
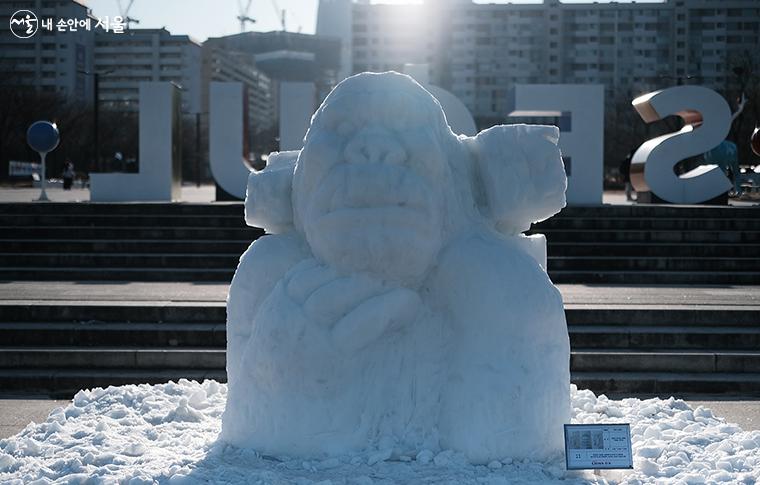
285,261,339,303
331,287,421,353
303,273,388,325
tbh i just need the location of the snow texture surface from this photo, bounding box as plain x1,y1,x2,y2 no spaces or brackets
228,72,570,463
2,380,759,484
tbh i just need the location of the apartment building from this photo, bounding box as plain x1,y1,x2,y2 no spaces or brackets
94,28,201,113
0,0,95,102
332,0,760,123
201,44,274,134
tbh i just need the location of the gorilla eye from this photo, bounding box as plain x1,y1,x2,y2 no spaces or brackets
336,121,353,136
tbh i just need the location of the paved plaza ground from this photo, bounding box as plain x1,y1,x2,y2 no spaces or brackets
1,280,757,309
0,185,217,203
2,185,759,206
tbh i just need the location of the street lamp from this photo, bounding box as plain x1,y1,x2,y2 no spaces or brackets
78,69,114,172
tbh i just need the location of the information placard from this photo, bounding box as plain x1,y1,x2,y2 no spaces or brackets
564,423,633,470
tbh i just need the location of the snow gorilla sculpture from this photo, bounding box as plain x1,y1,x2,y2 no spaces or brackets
222,72,570,463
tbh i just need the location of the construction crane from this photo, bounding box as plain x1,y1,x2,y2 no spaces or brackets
116,0,140,30
270,0,286,31
237,0,257,32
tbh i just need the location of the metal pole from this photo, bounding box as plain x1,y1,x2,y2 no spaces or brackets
94,72,100,172
195,112,201,187
37,152,49,201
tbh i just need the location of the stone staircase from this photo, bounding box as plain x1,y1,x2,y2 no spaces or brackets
1,301,759,397
568,306,760,395
0,201,758,397
0,303,226,395
0,203,256,282
0,202,757,284
535,205,760,284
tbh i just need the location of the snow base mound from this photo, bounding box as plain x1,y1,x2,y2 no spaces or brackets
1,381,759,484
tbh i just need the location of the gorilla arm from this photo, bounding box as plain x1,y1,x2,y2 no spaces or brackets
427,232,571,462
226,232,310,383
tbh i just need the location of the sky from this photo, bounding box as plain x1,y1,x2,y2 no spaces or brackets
84,0,664,42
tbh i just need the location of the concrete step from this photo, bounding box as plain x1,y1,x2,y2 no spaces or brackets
571,350,760,373
565,307,760,327
0,202,244,216
572,371,760,396
3,348,757,374
1,240,756,259
2,321,756,351
548,242,760,258
22,227,732,245
5,214,758,231
2,268,753,284
0,303,226,324
0,348,225,369
549,256,760,272
3,303,754,327
5,253,757,273
0,267,235,281
556,205,760,219
1,367,758,397
0,368,227,397
569,325,760,350
3,202,756,219
552,270,760,285
0,226,261,240
530,229,760,243
0,239,252,254
0,253,241,269
0,322,225,347
0,214,248,228
537,217,760,231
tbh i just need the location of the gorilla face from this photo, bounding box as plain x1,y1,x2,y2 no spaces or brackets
294,74,451,285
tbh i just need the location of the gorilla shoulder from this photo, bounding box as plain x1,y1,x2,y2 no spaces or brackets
230,232,309,311
426,232,563,321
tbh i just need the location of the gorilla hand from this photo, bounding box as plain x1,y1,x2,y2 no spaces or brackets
284,259,422,352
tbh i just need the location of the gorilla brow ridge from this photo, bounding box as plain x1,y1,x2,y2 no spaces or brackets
311,88,451,141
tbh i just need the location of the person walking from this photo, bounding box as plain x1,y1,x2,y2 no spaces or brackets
619,151,635,201
62,160,75,190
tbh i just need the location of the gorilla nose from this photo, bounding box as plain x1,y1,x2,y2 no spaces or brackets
344,129,407,165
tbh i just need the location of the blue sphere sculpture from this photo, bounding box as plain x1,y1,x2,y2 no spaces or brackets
27,121,60,154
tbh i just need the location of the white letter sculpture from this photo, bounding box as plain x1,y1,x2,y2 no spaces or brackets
631,86,732,204
222,72,570,464
90,83,182,202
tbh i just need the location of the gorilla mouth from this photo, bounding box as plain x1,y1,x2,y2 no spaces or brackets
300,160,445,283
307,162,435,223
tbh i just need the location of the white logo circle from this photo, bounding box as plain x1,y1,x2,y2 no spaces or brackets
10,10,38,39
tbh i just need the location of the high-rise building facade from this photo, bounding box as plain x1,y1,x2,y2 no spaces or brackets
201,44,274,134
94,28,201,113
336,0,760,124
0,0,95,102
204,31,342,102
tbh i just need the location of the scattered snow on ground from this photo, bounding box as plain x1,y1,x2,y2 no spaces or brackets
1,380,758,484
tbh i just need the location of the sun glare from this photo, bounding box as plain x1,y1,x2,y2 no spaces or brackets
370,0,424,4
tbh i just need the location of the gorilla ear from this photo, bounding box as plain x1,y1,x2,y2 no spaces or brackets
464,124,567,235
245,150,298,234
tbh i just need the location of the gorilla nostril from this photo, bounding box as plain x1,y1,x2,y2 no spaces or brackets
344,133,407,165
384,145,406,165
